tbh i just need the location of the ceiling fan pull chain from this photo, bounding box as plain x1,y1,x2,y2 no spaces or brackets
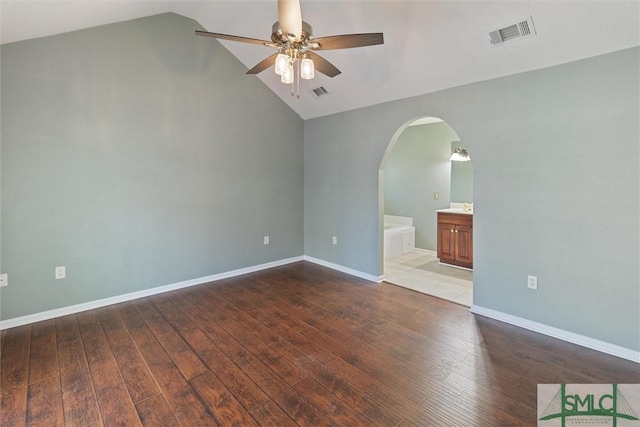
297,60,301,99
291,63,295,97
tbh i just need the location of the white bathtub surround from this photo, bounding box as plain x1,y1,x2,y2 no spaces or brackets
383,215,416,260
384,215,414,226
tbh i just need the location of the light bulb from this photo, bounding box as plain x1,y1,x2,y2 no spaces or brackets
274,53,289,76
281,62,294,84
450,148,470,162
300,58,315,80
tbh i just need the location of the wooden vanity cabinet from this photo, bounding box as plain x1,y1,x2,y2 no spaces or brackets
437,212,473,269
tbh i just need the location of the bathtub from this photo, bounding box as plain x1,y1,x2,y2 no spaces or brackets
384,215,415,260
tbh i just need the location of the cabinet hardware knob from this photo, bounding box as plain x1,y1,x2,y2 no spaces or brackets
455,230,458,233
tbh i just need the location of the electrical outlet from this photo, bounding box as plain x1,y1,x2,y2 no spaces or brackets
527,275,537,290
332,236,337,245
434,192,440,200
0,274,7,287
264,235,269,245
55,266,66,280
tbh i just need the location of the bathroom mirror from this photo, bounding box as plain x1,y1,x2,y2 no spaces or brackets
450,142,473,202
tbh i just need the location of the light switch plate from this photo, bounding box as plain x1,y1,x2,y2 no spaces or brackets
0,274,7,287
55,266,66,280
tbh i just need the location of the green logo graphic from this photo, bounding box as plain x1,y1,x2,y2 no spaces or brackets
539,384,639,427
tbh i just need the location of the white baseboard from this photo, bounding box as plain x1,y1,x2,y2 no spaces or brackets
6,257,635,365
303,256,384,283
0,256,304,330
414,248,437,256
438,261,473,272
470,305,640,363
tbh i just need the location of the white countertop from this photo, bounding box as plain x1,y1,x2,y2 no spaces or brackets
437,208,473,215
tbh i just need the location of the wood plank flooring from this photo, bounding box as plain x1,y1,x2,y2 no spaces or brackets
1,261,638,426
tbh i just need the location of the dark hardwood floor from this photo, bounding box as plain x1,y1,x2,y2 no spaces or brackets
1,261,638,426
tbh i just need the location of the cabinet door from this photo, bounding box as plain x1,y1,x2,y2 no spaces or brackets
455,225,473,267
437,223,455,261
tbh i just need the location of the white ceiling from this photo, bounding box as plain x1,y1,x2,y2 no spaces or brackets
2,1,639,120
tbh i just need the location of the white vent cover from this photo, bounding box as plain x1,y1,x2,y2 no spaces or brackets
489,16,536,45
310,86,329,98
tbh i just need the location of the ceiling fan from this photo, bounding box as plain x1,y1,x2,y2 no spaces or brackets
196,0,384,97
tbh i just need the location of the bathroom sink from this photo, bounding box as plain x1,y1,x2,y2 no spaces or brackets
438,208,473,214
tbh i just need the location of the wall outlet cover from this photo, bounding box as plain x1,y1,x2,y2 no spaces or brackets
55,266,66,280
527,275,537,290
0,274,7,287
264,236,269,245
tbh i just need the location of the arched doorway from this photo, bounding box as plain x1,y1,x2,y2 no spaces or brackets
379,116,474,306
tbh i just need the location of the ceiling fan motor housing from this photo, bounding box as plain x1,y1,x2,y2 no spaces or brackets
271,21,313,44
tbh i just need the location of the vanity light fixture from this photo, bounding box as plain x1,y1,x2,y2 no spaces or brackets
450,147,470,162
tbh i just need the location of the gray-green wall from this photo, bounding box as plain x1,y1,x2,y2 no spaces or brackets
2,12,638,355
383,123,457,251
1,13,304,320
305,47,639,352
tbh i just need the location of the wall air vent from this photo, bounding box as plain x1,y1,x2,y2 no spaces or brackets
489,16,536,46
310,86,329,98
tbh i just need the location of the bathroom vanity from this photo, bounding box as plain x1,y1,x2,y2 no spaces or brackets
437,209,473,269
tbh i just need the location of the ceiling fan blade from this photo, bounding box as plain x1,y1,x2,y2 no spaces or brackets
247,54,277,75
278,0,302,41
312,33,384,50
307,52,341,78
195,30,271,46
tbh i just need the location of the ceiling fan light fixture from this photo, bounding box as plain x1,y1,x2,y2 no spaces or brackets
274,53,289,76
196,0,384,98
281,62,294,84
300,57,315,80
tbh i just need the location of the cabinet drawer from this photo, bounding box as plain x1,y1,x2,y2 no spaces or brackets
437,212,473,227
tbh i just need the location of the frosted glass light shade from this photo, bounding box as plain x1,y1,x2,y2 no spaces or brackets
300,58,315,80
281,62,294,84
274,53,289,76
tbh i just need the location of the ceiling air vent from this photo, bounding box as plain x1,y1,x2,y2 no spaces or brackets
310,86,329,98
489,16,536,46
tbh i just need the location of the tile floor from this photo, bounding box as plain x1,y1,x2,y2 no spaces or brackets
383,250,473,306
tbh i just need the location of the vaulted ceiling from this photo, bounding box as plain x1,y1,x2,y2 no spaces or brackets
2,1,638,119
